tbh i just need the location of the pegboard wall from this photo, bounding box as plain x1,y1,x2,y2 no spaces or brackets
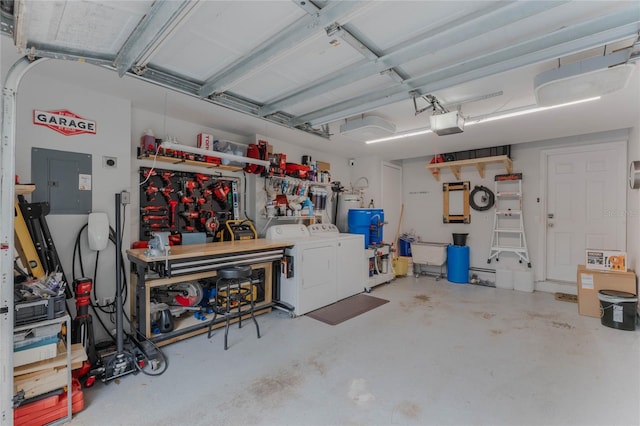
139,167,239,242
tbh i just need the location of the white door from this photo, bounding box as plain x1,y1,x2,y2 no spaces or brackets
546,142,626,281
382,162,403,246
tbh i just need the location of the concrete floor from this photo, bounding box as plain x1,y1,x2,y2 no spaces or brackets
69,276,640,426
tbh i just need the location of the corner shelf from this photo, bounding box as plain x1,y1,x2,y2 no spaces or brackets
426,155,513,181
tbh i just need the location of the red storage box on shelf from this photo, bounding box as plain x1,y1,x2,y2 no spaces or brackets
14,378,84,426
285,163,310,179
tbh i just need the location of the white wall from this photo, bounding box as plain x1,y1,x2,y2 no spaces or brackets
627,125,640,272
401,129,631,290
14,69,132,341
250,133,351,235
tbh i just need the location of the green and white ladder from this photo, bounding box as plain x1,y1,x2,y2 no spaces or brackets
487,173,531,267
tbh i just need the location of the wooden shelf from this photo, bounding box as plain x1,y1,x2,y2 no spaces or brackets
426,155,513,181
137,153,244,172
16,184,36,195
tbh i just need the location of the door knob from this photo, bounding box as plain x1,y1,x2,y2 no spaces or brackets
547,213,554,219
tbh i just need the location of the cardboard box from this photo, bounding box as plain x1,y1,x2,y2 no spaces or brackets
197,133,214,150
317,161,330,172
586,249,627,272
14,341,58,367
576,265,636,317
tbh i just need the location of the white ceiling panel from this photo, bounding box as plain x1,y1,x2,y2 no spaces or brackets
233,34,365,102
3,0,638,162
18,0,150,53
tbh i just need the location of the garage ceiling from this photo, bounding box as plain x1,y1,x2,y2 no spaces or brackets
1,1,639,161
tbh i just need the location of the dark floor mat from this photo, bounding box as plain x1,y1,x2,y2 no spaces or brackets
555,292,578,303
306,294,389,326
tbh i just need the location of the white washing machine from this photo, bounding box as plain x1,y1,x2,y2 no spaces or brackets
266,224,337,316
307,223,366,300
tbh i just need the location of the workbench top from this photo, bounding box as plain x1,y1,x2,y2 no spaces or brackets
127,238,294,263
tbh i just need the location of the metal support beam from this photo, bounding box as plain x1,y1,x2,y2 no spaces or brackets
113,0,197,77
259,0,563,117
198,1,369,97
293,6,640,126
1,56,47,426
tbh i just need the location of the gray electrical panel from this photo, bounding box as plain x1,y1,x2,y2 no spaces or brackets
32,148,92,214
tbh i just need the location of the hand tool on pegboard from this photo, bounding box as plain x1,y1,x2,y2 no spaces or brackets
144,182,159,202
168,200,179,229
141,206,168,215
195,173,210,188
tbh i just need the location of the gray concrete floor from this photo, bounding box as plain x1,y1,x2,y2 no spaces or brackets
68,276,640,426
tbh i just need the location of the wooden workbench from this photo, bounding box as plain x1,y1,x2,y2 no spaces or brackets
127,239,293,345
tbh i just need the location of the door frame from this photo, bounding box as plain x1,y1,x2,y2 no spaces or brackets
538,140,627,282
381,161,403,247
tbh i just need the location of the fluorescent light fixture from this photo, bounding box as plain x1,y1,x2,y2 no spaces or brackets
159,141,271,167
465,96,600,126
366,96,600,144
366,128,433,144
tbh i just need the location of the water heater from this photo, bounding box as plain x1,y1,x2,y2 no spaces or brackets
336,193,361,232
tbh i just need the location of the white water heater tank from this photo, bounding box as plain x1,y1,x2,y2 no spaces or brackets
337,193,361,233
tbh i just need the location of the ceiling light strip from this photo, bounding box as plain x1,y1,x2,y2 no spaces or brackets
365,96,600,144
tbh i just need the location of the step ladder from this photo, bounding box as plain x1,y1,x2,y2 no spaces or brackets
487,173,531,267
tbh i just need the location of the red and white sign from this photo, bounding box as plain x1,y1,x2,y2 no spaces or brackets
33,109,96,136
197,133,214,150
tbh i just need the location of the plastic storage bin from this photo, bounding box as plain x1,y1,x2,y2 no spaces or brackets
14,294,66,326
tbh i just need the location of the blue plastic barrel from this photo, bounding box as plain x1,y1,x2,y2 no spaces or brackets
348,209,384,247
447,245,469,284
369,209,384,245
348,209,373,247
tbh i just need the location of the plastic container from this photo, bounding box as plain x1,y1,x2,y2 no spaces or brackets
598,290,638,331
348,208,384,247
399,236,414,257
140,129,156,153
452,233,468,246
14,294,66,326
393,256,409,276
447,245,469,283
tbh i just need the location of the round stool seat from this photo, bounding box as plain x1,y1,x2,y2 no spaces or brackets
217,265,252,280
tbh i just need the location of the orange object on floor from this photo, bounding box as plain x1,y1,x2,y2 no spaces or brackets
14,378,84,426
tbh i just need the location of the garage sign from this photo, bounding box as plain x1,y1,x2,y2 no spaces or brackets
33,109,96,136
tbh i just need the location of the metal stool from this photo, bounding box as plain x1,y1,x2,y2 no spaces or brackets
207,265,260,350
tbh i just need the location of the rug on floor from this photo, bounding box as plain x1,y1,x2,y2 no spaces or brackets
306,294,389,325
554,292,578,303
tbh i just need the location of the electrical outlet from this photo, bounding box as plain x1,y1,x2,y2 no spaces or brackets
103,156,117,168
121,191,130,205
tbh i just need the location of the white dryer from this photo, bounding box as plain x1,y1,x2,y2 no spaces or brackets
307,223,366,300
266,224,337,316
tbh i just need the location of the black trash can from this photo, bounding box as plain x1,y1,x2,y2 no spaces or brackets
598,290,638,331
452,233,468,246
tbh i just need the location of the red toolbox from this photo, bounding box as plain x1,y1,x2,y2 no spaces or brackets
14,378,84,425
